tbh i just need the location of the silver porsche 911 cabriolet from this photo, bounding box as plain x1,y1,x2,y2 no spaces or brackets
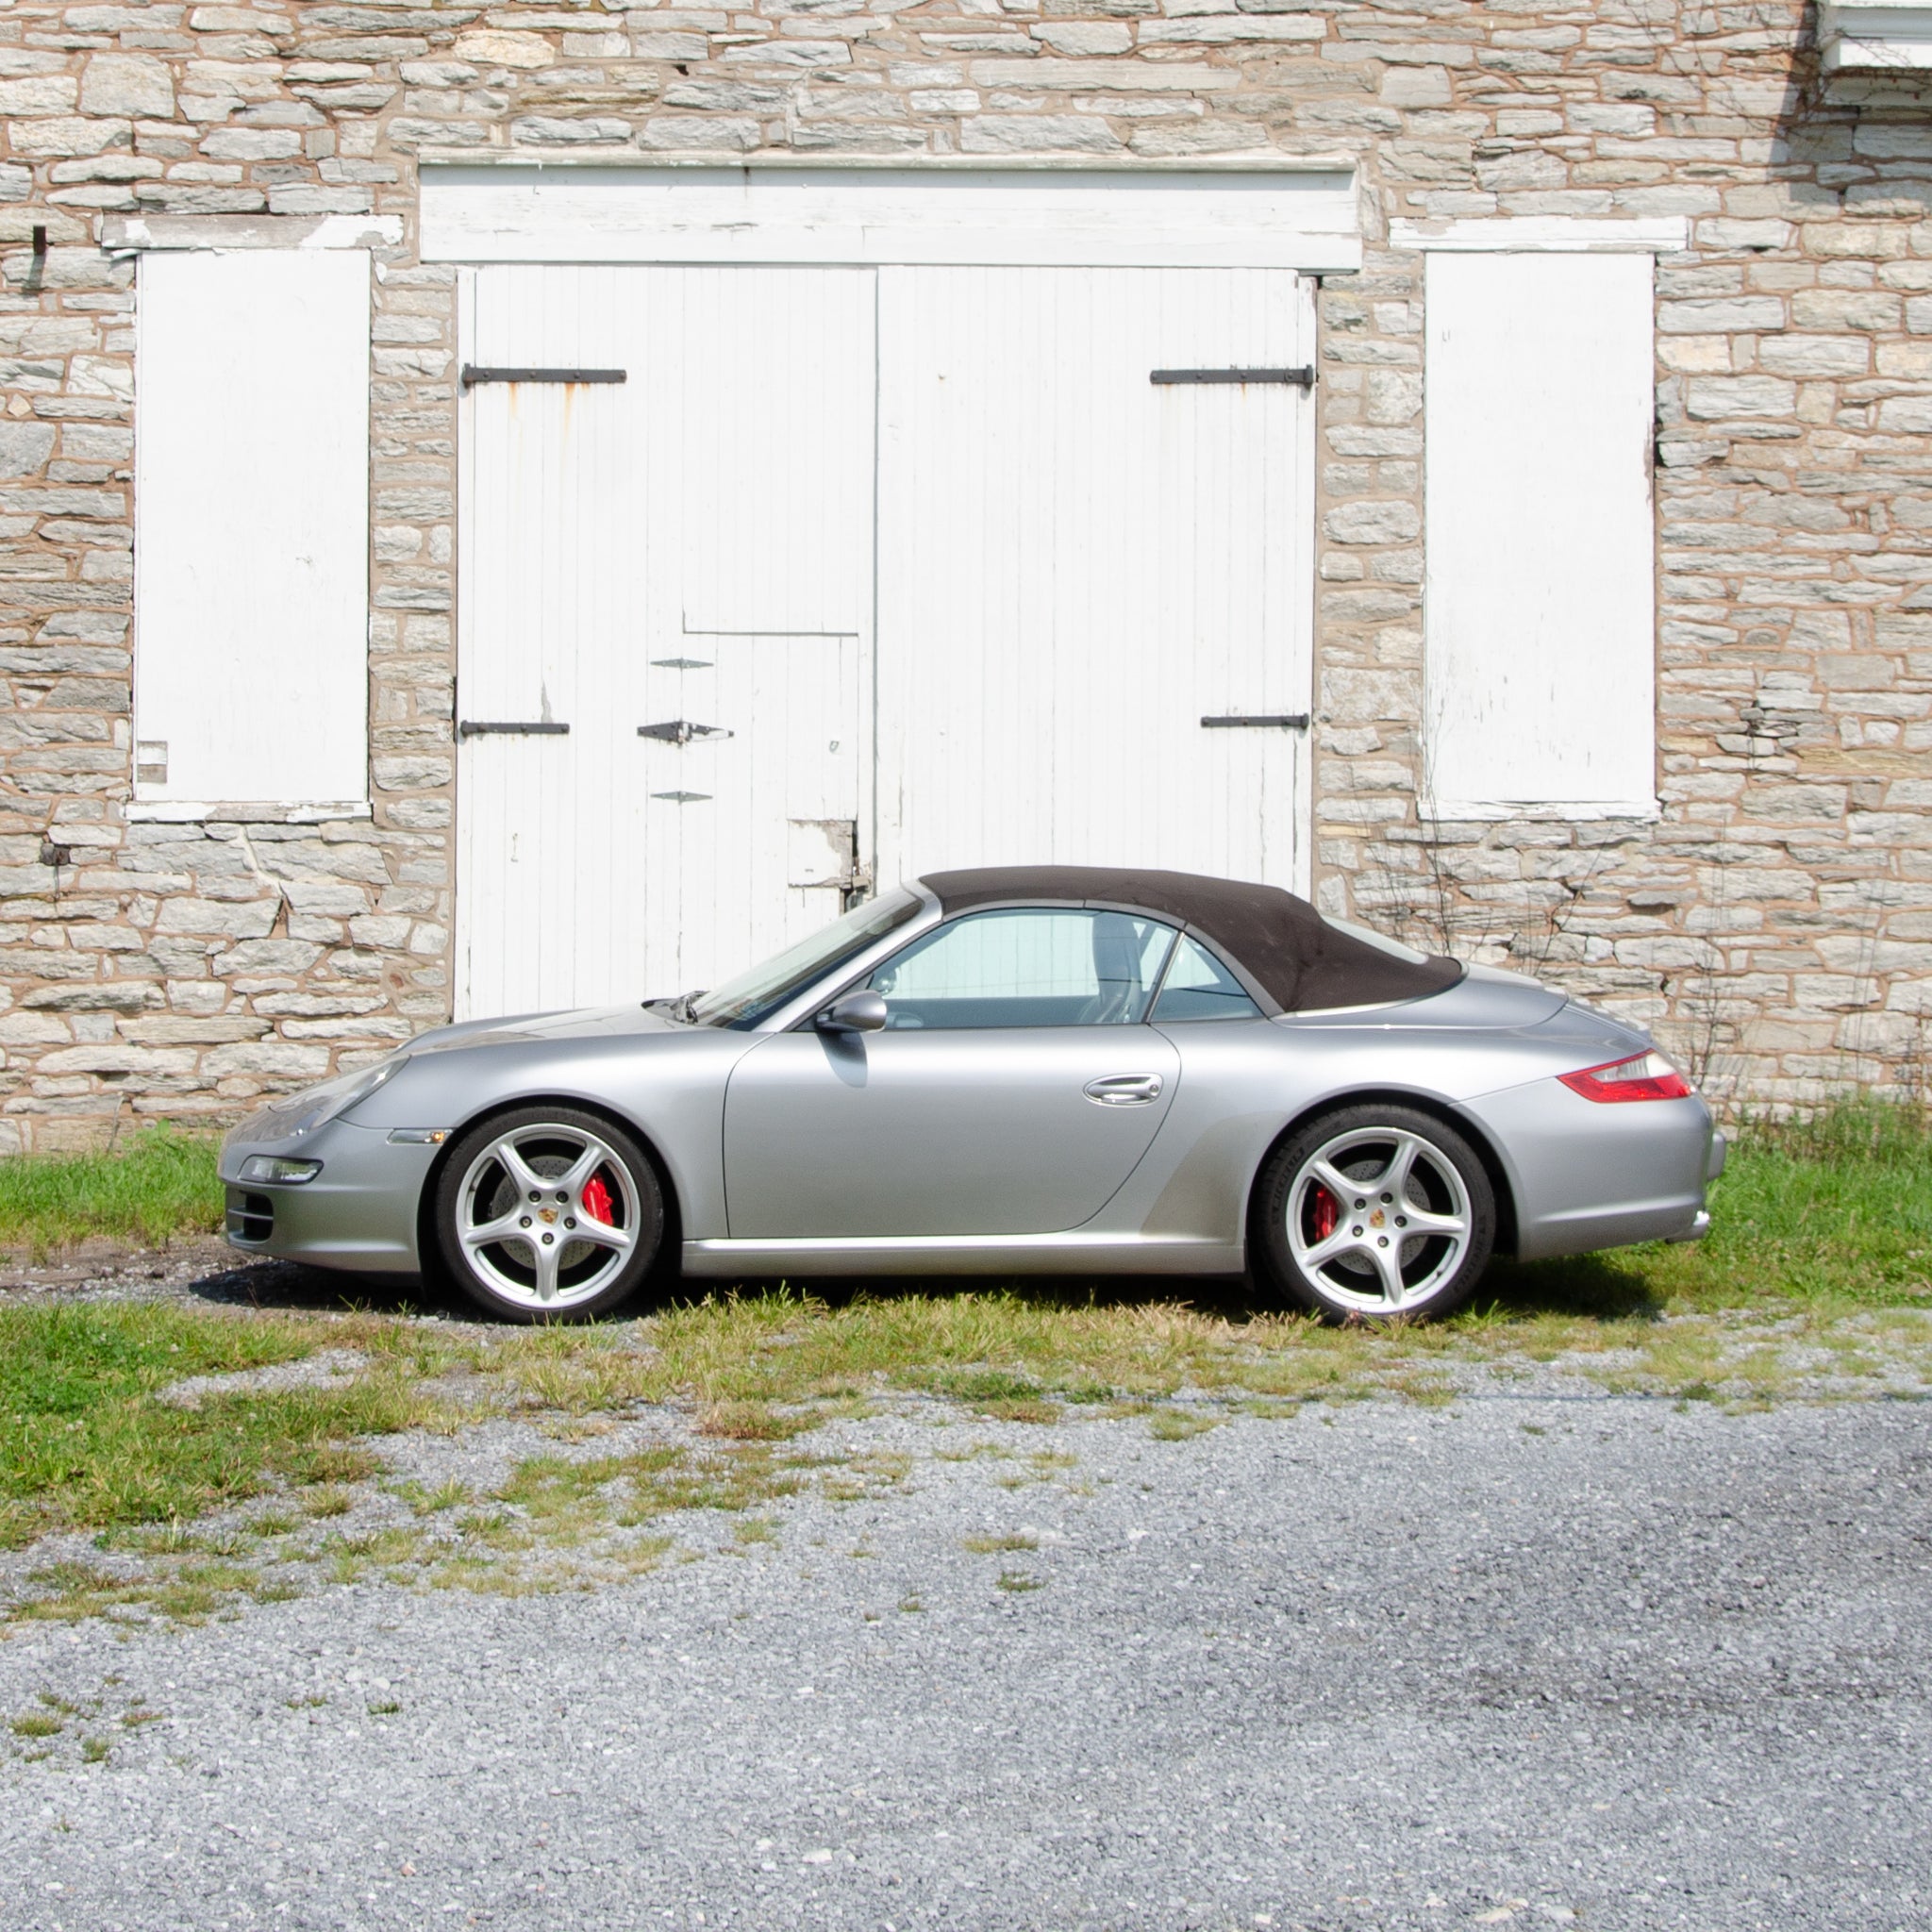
222,866,1724,1324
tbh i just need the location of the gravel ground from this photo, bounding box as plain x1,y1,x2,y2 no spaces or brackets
2,1322,1927,1932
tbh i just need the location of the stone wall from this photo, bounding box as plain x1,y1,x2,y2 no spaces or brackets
0,0,1926,1146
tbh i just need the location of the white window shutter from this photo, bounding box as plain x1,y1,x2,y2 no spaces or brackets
1423,250,1658,819
134,250,370,808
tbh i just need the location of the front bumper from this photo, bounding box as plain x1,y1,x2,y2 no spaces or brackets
220,1120,438,1274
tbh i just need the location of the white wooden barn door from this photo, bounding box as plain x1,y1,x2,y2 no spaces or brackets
458,259,1312,1019
875,266,1314,891
457,266,874,1017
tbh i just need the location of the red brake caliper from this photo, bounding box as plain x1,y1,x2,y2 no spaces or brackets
1310,1184,1338,1242
581,1173,616,1226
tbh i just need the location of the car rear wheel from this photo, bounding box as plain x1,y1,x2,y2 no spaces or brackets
1255,1104,1494,1323
434,1106,664,1324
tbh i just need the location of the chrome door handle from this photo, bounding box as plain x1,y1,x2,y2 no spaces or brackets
1084,1074,1163,1107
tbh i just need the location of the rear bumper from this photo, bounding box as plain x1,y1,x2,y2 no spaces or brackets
219,1121,433,1274
1461,1081,1719,1262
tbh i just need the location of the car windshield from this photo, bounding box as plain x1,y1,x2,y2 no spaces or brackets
688,888,924,1029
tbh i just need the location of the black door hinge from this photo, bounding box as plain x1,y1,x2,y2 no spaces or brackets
458,721,571,739
1152,368,1314,389
460,366,626,389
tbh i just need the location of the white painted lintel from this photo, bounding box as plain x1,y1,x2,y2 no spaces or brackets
1422,799,1664,825
104,214,405,256
1820,3,1932,74
1391,218,1691,255
414,148,1359,175
127,800,374,824
421,162,1363,273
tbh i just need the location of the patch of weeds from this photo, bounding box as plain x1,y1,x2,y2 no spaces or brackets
495,1454,628,1530
1235,1397,1307,1422
962,1532,1038,1555
285,1693,327,1710
80,1736,110,1764
899,1595,924,1613
300,1486,354,1520
626,1445,800,1521
996,1447,1076,1491
819,1450,912,1506
322,1527,430,1587
614,1535,674,1576
699,1401,816,1442
995,1570,1043,1593
924,1368,1052,1418
985,1398,1062,1424
249,1511,297,1538
1148,1410,1220,1441
735,1517,779,1546
1053,1378,1113,1406
10,1711,62,1740
367,1701,402,1717
394,1478,470,1517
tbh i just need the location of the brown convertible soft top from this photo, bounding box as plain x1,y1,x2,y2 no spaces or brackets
921,866,1464,1016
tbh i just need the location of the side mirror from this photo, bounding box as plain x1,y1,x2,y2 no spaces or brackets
815,990,888,1034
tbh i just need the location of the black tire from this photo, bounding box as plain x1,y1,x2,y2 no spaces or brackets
1254,1103,1494,1324
433,1104,664,1324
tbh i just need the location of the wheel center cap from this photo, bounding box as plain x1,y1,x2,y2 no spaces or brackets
1369,1208,1386,1228
538,1207,558,1225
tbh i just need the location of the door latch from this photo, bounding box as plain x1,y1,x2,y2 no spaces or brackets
638,721,734,744
1083,1074,1164,1107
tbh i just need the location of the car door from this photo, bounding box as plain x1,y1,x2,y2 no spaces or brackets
723,908,1182,1238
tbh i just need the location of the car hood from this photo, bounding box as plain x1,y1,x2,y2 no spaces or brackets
403,1003,685,1056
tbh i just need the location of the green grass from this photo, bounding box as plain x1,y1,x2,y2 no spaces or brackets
0,1303,460,1550
0,1125,222,1257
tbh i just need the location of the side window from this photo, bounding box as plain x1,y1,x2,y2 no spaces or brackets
1151,934,1262,1023
868,908,1177,1030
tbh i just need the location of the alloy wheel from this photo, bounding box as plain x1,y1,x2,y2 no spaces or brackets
453,1122,641,1312
1285,1125,1474,1316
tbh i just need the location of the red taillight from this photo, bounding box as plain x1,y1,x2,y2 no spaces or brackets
1558,1051,1692,1104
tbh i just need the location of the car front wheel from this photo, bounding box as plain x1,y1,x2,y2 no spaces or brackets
433,1105,664,1323
1255,1104,1494,1323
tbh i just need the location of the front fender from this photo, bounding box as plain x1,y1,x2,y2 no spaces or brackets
341,1030,759,1241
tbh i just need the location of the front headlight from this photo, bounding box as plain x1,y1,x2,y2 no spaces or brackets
271,1056,405,1138
240,1156,323,1185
